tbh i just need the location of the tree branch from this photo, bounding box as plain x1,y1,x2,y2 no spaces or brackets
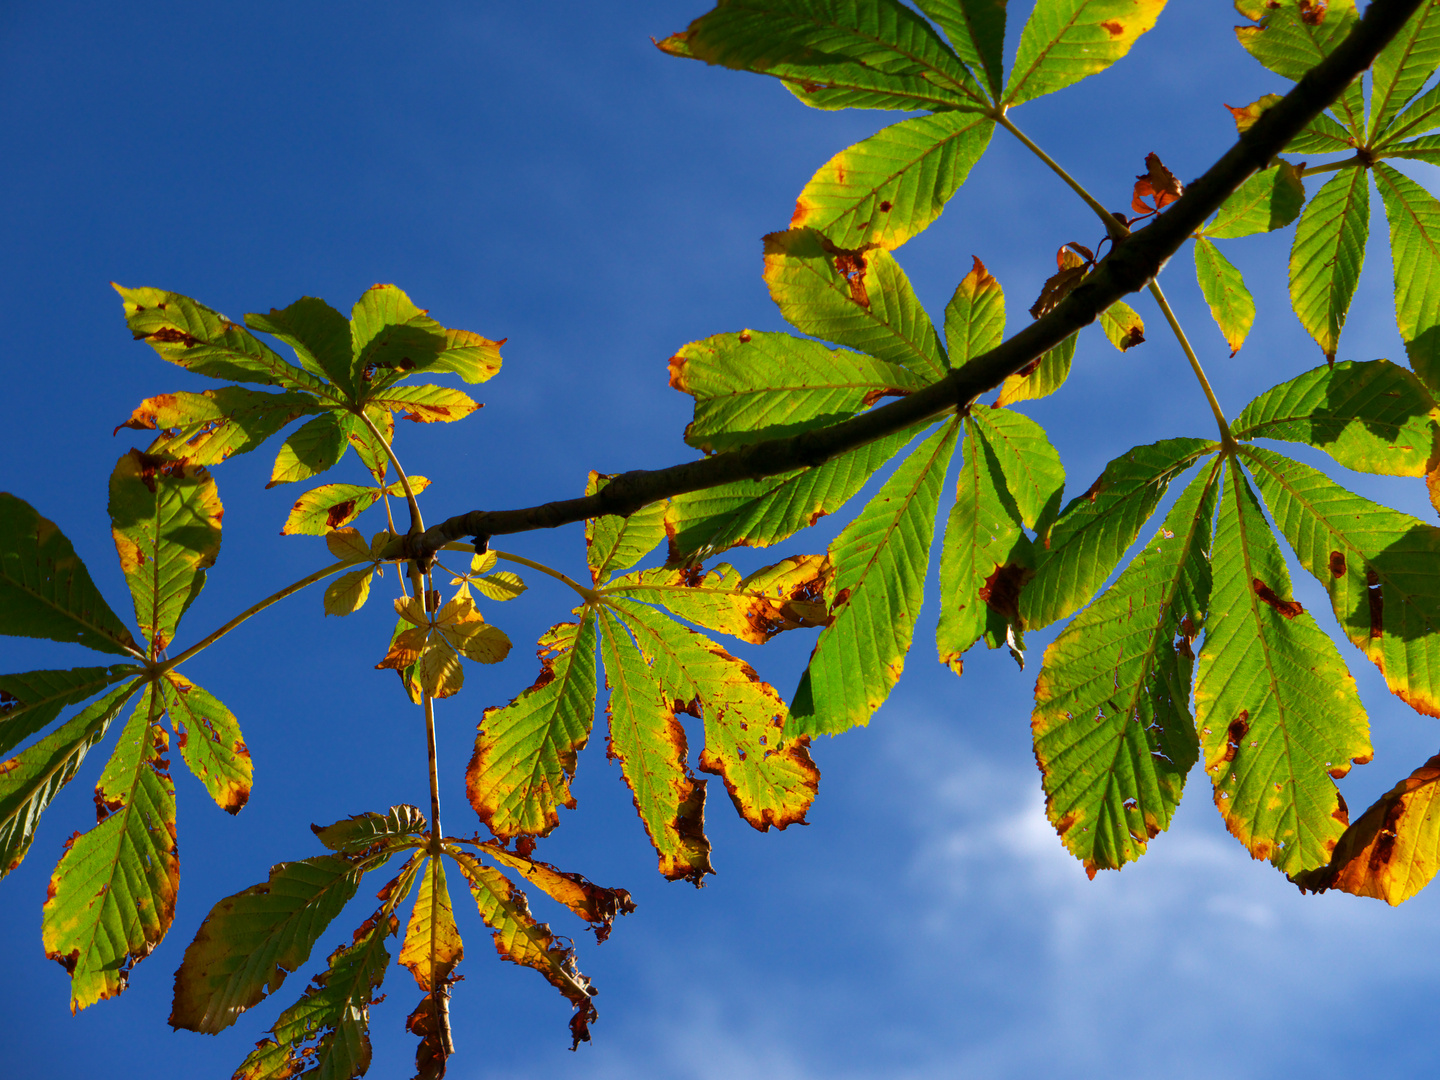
410,0,1421,562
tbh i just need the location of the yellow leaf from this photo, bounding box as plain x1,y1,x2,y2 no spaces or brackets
323,568,373,616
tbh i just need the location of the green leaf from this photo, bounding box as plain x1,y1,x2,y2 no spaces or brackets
1245,445,1440,719
1377,82,1440,146
664,421,924,561
1194,459,1371,875
609,600,820,831
0,493,139,657
914,0,1007,100
1003,0,1166,107
585,473,669,585
446,848,599,1049
1021,438,1217,631
762,226,948,381
1234,359,1437,476
235,858,416,1080
1235,0,1365,136
170,855,368,1034
969,403,1065,533
118,387,321,467
349,284,449,389
114,285,332,397
159,672,252,814
0,666,139,758
1289,165,1369,363
1367,0,1440,141
282,476,429,536
1379,133,1440,163
656,0,989,113
267,411,357,487
312,804,428,853
671,331,926,453
0,679,140,879
945,256,1006,368
791,111,994,250
1375,162,1440,394
597,607,714,882
1286,109,1356,153
246,297,357,399
789,419,960,736
42,684,180,1011
935,424,1033,674
348,404,394,483
1032,461,1217,875
108,450,223,654
1098,300,1146,351
465,840,635,939
996,332,1076,406
1194,236,1256,356
323,568,374,617
471,571,527,602
1203,161,1306,239
467,613,599,839
364,383,480,423
604,554,831,644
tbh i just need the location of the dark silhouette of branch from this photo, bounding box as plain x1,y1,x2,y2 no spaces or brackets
410,0,1423,563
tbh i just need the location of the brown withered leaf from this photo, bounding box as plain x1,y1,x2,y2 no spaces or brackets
474,842,635,943
1028,245,1092,320
1131,152,1183,218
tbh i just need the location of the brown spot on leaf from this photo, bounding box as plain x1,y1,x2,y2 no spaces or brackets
1367,570,1384,639
0,690,17,715
1099,19,1125,37
1082,474,1106,503
1253,578,1303,618
325,500,357,528
1329,551,1346,578
1054,811,1078,836
833,249,870,307
832,586,852,608
1298,0,1327,25
860,386,912,408
878,199,892,212
1223,711,1249,763
979,563,1030,622
147,327,199,348
738,330,751,343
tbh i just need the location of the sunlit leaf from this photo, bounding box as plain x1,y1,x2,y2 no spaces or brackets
1233,359,1437,476
1194,236,1256,356
42,685,179,1011
1032,461,1218,875
283,476,429,536
1203,161,1306,239
762,226,948,381
366,383,480,424
670,330,925,453
1193,460,1370,875
446,847,599,1049
1292,752,1440,904
1021,438,1217,631
1367,0,1440,141
1097,300,1145,351
586,473,669,584
470,570,526,602
604,554,831,644
119,387,320,467
108,450,222,654
945,256,1006,368
970,404,1065,533
348,404,394,483
996,333,1076,406
115,285,333,397
267,411,357,487
323,567,374,617
1235,0,1365,135
1004,0,1166,107
159,672,251,814
1375,162,1440,394
1290,165,1369,364
469,840,635,942
1379,133,1440,162
398,858,463,1010
467,614,598,839
789,420,959,736
0,492,139,657
0,666,139,758
1377,81,1440,145
914,0,1007,100
247,296,357,399
656,0,989,113
0,679,139,879
312,805,428,854
597,608,713,882
170,855,370,1033
1245,445,1440,719
350,284,448,390
791,110,993,250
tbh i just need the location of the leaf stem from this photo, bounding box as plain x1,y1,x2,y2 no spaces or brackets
996,114,1131,240
356,408,424,536
159,558,359,673
485,546,600,604
1301,154,1365,177
413,562,444,856
1147,280,1238,453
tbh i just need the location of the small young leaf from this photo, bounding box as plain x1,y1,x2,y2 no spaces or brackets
283,476,429,536
789,420,959,737
1292,752,1440,904
467,614,599,839
1289,164,1369,363
118,387,320,467
1194,236,1256,356
109,450,223,654
945,256,1006,368
996,333,1076,407
159,673,252,814
0,492,139,657
1374,161,1440,393
1098,300,1146,351
790,110,994,250
323,568,374,616
1004,0,1166,107
1194,460,1371,875
1233,359,1438,476
762,226,948,381
1203,161,1306,239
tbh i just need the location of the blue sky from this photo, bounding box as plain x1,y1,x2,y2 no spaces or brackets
4,2,1440,1078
